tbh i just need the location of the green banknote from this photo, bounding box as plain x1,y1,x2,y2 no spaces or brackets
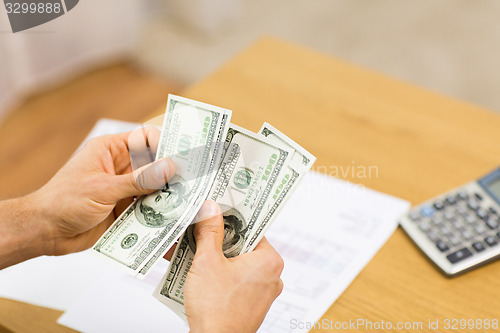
92,95,231,276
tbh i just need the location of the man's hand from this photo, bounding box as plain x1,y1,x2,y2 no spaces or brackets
29,127,175,257
185,201,284,333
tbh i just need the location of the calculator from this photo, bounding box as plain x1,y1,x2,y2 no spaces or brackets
399,168,500,276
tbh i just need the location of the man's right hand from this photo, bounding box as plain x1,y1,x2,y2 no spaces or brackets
184,200,284,333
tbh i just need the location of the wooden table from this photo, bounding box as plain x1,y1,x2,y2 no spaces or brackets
2,37,500,332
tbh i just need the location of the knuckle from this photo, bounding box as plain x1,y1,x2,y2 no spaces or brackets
193,251,223,268
275,254,285,272
194,224,220,240
131,172,146,192
266,252,284,274
193,252,212,265
276,279,284,296
145,126,161,138
83,136,103,150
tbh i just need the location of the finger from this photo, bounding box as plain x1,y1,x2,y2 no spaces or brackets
253,237,275,252
114,126,162,151
193,200,224,255
117,164,133,176
126,126,162,171
253,237,283,271
233,238,280,266
144,127,161,156
112,157,176,199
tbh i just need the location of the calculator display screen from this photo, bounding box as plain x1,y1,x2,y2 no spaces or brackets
487,178,500,201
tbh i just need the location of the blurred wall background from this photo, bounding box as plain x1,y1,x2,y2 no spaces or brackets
137,0,500,112
0,0,155,121
1,0,500,124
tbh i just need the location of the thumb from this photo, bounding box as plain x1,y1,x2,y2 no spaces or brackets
193,200,224,255
112,157,176,199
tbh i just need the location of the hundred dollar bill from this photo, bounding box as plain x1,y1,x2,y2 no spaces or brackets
137,111,231,276
242,122,316,252
92,95,231,276
154,124,292,316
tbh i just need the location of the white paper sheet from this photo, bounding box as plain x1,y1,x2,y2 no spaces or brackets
76,118,141,151
57,171,408,333
0,250,114,311
57,259,188,333
258,171,409,333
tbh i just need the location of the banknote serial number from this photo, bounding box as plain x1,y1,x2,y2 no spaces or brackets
5,2,62,14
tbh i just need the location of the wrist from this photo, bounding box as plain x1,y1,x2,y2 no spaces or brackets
26,190,59,256
0,195,49,269
189,318,243,333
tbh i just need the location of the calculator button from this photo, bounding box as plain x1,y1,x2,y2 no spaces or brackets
439,226,452,236
425,230,440,242
436,240,449,252
457,205,468,215
467,200,479,211
448,235,461,246
464,214,477,225
450,218,463,229
474,193,483,201
472,241,486,252
473,224,487,235
420,205,435,217
484,236,498,247
460,229,474,240
433,200,445,210
430,215,443,225
489,207,498,215
476,208,488,220
432,222,444,230
457,191,469,200
418,221,431,232
443,211,455,220
408,211,420,221
446,248,473,264
445,195,457,205
485,217,499,230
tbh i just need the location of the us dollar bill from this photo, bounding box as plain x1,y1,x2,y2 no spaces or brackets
92,95,231,276
137,112,231,276
153,124,292,314
242,122,316,252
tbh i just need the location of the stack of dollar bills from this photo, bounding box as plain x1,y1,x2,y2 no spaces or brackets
92,95,316,321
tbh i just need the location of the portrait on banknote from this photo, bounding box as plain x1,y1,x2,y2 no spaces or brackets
185,206,247,258
222,211,247,258
136,179,189,228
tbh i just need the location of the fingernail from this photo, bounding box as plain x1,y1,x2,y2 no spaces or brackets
195,200,221,223
154,159,170,181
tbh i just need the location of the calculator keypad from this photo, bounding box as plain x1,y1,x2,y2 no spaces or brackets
409,191,500,265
